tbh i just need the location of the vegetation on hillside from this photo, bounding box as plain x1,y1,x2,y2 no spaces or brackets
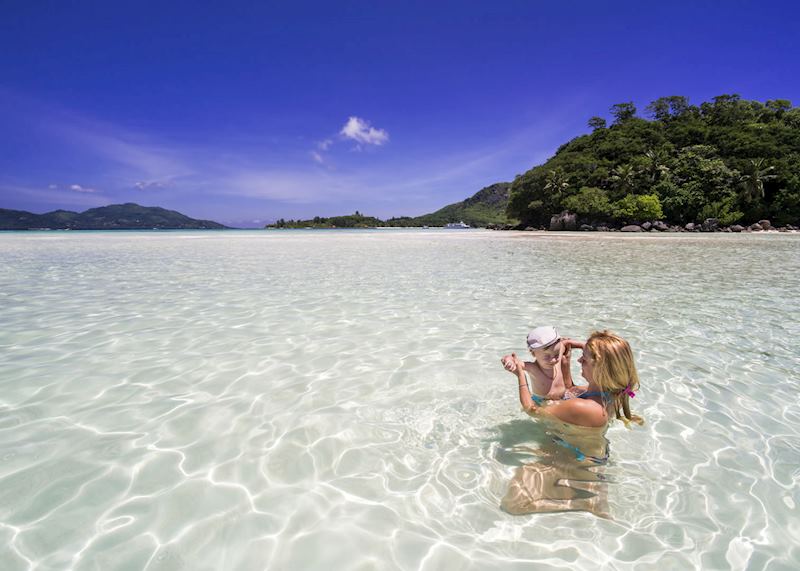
507,95,800,227
386,183,513,227
268,183,514,228
271,212,383,228
0,203,228,230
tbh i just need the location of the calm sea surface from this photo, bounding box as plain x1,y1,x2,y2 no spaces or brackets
1,229,798,570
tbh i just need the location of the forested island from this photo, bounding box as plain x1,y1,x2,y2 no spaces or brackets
0,203,228,230
507,94,799,231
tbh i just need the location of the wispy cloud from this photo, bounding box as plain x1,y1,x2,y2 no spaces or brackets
219,169,369,204
0,182,108,209
69,184,98,193
56,123,191,180
339,116,389,146
0,90,193,182
134,180,169,191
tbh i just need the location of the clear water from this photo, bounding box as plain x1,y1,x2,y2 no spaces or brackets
1,229,798,570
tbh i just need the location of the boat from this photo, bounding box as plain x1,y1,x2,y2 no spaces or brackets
445,221,470,229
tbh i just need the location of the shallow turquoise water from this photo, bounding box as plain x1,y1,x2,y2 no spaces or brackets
1,229,798,570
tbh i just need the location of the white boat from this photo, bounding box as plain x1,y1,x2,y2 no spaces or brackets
445,221,470,229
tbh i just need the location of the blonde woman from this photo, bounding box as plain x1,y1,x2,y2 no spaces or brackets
500,330,641,516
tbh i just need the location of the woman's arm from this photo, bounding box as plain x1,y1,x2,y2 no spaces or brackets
545,360,567,399
528,398,608,428
562,337,585,350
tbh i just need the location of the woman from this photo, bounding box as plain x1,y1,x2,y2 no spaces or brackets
499,330,642,516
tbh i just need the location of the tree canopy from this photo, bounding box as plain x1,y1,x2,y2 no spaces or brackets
507,95,800,227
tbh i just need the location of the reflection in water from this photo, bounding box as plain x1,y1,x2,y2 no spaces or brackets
492,418,612,518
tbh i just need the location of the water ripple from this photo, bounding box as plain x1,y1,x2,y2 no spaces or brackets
1,230,798,569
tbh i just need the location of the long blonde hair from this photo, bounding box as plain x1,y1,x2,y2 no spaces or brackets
585,330,643,426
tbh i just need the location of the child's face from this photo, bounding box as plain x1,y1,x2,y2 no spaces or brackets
531,340,562,368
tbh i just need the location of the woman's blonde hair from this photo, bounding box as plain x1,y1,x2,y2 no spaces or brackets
585,330,643,426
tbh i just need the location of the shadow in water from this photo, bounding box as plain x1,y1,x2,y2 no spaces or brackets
487,419,612,518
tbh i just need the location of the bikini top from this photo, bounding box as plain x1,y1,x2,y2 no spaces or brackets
530,390,609,406
576,390,610,399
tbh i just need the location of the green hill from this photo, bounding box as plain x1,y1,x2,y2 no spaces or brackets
387,182,514,227
0,203,228,230
267,182,515,228
507,95,800,227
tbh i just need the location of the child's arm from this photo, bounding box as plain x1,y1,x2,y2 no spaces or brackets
509,354,538,411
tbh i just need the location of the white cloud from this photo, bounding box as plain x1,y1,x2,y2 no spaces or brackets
69,184,98,193
310,151,325,164
317,139,332,151
134,180,168,190
340,116,389,146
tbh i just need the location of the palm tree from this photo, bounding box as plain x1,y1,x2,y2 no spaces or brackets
543,169,569,200
610,164,638,195
739,158,776,202
643,150,670,184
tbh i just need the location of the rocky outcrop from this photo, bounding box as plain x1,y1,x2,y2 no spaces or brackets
490,216,798,233
549,211,577,231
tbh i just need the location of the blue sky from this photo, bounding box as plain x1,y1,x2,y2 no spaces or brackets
1,1,798,227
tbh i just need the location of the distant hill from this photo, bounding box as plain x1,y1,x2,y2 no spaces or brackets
268,182,515,228
0,203,228,230
390,182,514,227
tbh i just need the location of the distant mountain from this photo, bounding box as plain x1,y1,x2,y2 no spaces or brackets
268,182,515,228
0,203,228,230
392,182,514,227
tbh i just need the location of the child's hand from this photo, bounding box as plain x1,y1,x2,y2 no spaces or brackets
500,354,517,373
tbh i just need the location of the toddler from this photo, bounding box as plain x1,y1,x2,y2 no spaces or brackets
501,326,585,401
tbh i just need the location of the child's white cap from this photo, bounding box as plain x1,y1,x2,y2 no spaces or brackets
526,326,560,350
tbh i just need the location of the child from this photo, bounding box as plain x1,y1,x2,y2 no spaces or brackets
501,326,585,402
